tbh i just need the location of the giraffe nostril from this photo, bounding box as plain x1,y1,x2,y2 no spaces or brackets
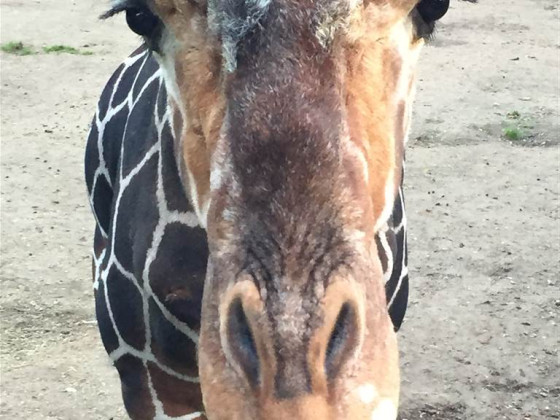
226,298,260,387
325,302,359,381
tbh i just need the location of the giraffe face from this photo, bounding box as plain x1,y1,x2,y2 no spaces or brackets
106,0,448,417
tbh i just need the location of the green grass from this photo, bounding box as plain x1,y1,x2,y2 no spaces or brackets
503,127,523,141
1,41,35,56
502,110,533,142
42,45,93,55
1,42,94,56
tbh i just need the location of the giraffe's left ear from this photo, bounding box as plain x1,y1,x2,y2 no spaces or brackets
416,0,449,22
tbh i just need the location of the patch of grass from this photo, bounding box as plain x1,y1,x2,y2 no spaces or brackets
503,127,523,141
1,42,94,56
1,41,35,56
42,45,93,55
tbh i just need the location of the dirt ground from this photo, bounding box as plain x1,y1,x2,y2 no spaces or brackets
1,0,558,419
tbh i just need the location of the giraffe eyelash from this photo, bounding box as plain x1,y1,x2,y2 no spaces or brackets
102,0,163,51
100,5,128,19
411,8,437,40
412,0,449,40
100,0,141,19
100,6,125,19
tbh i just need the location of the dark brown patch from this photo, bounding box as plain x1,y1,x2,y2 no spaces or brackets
115,355,156,420
147,361,204,415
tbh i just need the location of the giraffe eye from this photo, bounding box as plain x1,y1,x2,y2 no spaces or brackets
416,0,449,23
125,6,160,37
412,0,449,39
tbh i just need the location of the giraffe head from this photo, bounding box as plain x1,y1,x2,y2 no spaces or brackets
106,0,448,417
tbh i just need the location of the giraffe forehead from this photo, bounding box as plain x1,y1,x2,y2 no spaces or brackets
206,0,362,72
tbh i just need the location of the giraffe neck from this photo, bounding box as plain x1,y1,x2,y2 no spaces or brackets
87,46,205,419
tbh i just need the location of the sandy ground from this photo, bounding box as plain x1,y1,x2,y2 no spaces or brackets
0,0,558,419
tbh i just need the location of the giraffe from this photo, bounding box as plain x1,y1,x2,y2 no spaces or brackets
85,0,449,419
